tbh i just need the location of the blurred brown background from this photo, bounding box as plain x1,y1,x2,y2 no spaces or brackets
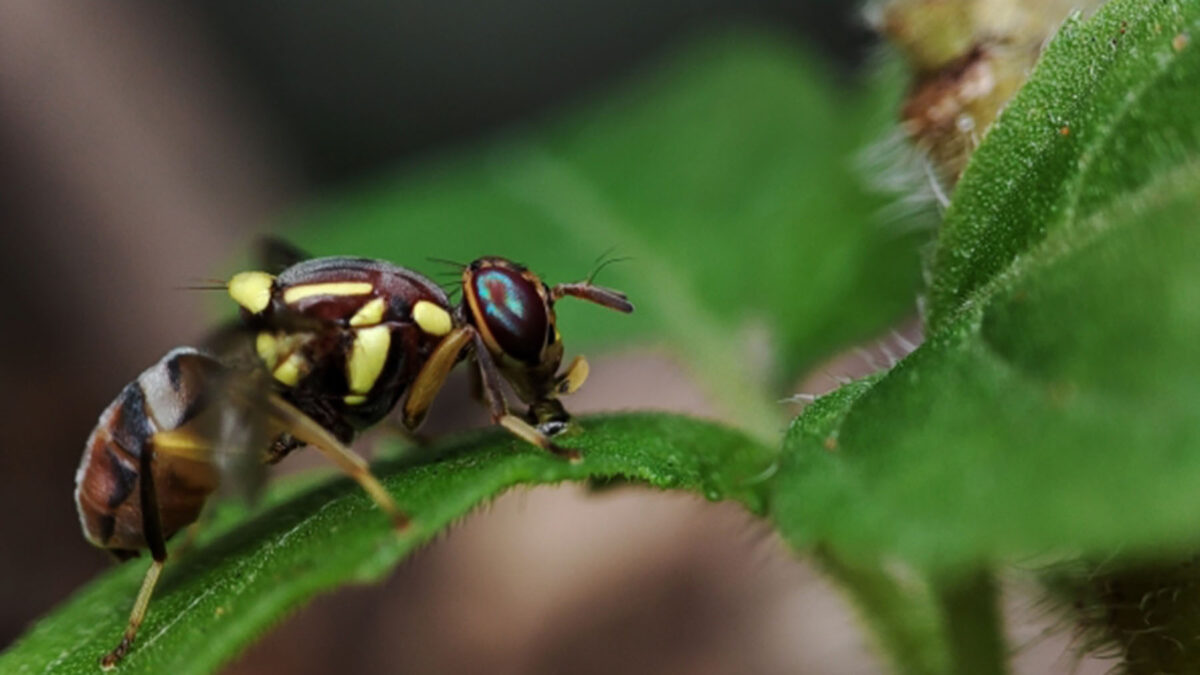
0,2,1108,673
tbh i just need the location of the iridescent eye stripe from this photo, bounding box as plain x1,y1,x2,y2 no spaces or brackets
476,269,527,333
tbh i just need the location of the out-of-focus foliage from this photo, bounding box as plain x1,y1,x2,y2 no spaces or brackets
776,0,1200,577
773,2,1200,671
282,30,924,435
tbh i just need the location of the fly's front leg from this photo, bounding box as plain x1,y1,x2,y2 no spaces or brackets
404,324,580,459
467,363,485,404
470,331,581,462
402,325,473,430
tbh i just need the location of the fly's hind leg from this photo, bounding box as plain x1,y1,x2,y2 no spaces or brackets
100,447,169,669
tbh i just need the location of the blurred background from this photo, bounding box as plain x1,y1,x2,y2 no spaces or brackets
0,1,1105,673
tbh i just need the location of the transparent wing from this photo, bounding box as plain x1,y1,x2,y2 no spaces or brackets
194,316,344,503
171,325,275,503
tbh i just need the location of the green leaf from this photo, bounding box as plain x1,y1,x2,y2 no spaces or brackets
929,0,1200,329
773,0,1200,576
280,30,924,436
0,414,772,674
812,549,951,675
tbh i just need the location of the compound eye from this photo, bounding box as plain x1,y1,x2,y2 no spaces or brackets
472,266,548,364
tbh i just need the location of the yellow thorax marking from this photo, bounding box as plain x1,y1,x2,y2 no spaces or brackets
343,394,368,406
228,271,275,314
282,281,373,304
413,300,452,336
272,352,308,387
349,297,387,327
255,332,280,369
257,331,311,373
347,325,391,394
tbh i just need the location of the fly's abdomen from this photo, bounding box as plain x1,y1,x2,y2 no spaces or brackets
75,348,222,555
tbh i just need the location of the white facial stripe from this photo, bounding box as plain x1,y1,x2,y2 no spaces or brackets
413,300,452,336
282,282,373,304
346,325,391,394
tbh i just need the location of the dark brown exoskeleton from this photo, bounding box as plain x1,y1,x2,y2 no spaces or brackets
75,245,631,668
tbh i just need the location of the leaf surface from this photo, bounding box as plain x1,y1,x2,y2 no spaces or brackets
2,415,770,674
774,0,1200,575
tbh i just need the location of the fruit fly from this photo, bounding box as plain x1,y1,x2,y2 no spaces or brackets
74,243,632,667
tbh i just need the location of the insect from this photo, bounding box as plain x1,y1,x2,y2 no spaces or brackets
74,243,633,667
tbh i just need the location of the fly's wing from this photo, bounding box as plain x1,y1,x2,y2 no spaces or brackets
175,334,274,504
195,313,347,504
182,322,285,503
207,370,274,503
123,345,271,505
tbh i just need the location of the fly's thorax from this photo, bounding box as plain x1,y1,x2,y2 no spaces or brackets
229,256,457,427
228,256,453,329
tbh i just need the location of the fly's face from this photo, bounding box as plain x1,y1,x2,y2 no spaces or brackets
459,256,633,433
